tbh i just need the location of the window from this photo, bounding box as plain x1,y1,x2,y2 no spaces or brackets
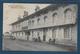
28,20,31,26
16,25,17,30
16,33,17,36
64,8,72,22
64,26,72,39
22,32,24,36
64,8,72,17
24,21,26,25
32,20,34,25
52,13,57,23
37,18,40,23
18,24,20,29
44,16,47,22
52,28,56,38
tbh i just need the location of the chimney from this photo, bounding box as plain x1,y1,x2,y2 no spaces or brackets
23,11,28,18
35,5,40,12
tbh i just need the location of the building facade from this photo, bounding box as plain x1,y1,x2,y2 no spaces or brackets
11,4,77,46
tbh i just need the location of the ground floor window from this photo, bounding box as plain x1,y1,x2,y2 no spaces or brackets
64,26,72,39
52,28,56,39
16,33,17,36
19,32,20,36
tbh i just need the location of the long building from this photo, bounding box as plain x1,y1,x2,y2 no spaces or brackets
10,4,77,46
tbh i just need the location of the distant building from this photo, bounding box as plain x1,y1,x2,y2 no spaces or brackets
3,32,11,38
10,4,77,46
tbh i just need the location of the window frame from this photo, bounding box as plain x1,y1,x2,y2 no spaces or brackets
52,13,57,23
64,26,72,39
37,18,40,23
64,8,73,23
44,16,47,23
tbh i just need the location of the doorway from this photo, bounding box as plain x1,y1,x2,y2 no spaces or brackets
43,35,46,41
25,31,30,41
43,29,47,41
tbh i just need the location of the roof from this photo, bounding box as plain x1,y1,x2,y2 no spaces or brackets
10,4,68,25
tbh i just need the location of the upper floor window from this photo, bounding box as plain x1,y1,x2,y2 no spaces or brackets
32,20,34,25
28,20,31,26
18,24,20,29
44,16,47,23
24,21,26,25
52,13,57,23
37,18,40,23
16,25,18,29
64,8,72,21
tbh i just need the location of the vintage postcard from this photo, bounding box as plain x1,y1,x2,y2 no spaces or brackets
3,3,78,51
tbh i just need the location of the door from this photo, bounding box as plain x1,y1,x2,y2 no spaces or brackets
43,29,47,41
25,31,30,40
43,35,46,41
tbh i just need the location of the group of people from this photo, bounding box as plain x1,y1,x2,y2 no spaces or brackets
33,36,56,44
49,38,56,44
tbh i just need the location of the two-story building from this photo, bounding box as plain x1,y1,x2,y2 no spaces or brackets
10,4,77,46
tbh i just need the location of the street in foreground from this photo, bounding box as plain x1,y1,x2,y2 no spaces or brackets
3,38,70,51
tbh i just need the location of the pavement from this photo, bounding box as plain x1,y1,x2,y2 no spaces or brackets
2,38,70,51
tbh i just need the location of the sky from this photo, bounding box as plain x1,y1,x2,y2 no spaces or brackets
3,3,50,34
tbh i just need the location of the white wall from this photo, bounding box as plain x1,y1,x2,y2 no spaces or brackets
71,24,77,44
11,4,77,31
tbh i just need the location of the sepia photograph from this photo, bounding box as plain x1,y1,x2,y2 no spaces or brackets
3,3,78,51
